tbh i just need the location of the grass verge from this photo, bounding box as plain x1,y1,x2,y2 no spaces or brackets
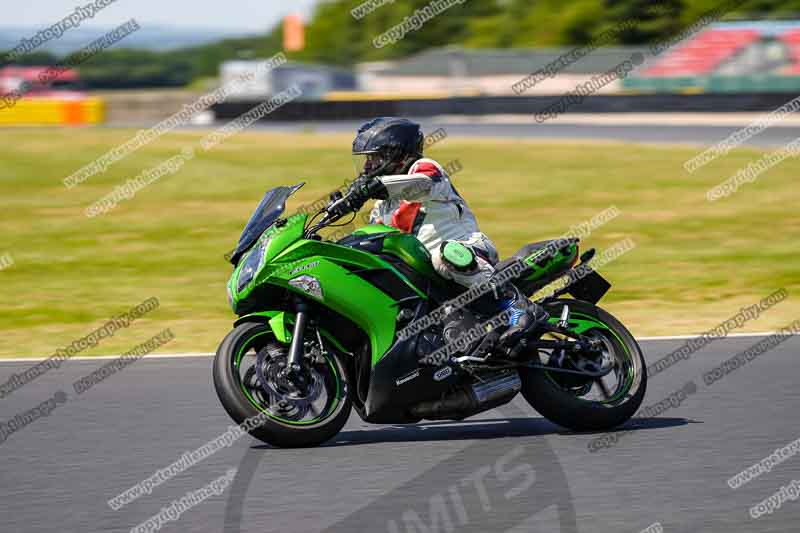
0,128,797,357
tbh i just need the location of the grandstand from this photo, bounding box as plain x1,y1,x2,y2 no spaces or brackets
642,28,761,77
626,20,800,92
359,21,800,96
358,46,650,96
780,28,800,74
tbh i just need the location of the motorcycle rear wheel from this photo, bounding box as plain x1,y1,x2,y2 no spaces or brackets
519,299,647,431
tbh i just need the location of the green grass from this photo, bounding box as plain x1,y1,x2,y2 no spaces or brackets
0,128,797,357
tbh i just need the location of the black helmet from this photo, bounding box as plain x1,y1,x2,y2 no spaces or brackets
352,117,424,176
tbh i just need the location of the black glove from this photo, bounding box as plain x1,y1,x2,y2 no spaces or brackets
345,176,370,210
345,176,388,210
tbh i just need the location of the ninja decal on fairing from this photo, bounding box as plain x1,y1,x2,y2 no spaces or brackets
290,261,320,275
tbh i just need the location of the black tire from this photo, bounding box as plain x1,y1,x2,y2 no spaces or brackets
213,321,351,448
519,299,647,431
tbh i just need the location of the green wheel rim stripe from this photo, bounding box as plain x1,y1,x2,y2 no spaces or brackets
545,312,635,404
234,329,342,426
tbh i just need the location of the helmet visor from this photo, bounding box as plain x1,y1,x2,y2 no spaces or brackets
352,151,386,177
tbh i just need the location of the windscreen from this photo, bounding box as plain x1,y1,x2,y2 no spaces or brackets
230,182,304,265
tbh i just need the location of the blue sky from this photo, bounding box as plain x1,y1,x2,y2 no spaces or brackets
5,0,322,31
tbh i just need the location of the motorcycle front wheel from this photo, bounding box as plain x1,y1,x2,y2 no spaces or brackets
213,321,351,448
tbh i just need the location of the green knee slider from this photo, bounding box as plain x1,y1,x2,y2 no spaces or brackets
440,240,477,272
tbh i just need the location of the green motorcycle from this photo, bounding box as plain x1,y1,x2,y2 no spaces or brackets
214,181,646,448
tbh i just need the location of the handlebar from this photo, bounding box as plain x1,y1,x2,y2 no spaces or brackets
326,174,375,217
326,195,352,219
304,174,379,238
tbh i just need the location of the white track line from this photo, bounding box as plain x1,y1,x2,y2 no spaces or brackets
0,353,215,363
636,331,785,341
0,331,789,363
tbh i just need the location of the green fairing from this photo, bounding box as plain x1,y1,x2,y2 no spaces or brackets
274,249,399,366
353,224,437,278
381,231,437,278
229,215,422,367
264,213,307,264
353,223,400,235
228,213,308,306
522,242,578,282
268,312,292,343
240,310,349,354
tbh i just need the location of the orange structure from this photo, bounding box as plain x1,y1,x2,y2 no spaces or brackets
283,14,305,52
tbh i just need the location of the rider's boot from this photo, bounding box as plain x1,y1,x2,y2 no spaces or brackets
494,284,549,349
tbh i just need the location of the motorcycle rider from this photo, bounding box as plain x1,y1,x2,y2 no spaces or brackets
344,117,548,348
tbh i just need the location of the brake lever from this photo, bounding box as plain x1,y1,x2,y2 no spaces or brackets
327,196,349,217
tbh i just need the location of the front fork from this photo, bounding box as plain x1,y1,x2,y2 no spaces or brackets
285,299,325,392
287,300,308,370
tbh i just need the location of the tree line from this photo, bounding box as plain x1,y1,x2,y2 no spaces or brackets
3,0,796,89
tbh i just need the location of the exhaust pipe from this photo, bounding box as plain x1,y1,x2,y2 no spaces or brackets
471,372,522,404
410,371,521,421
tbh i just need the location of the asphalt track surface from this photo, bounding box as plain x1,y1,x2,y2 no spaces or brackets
1,335,799,533
237,118,800,147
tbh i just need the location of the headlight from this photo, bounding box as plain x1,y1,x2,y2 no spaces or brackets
236,239,268,292
288,275,323,300
226,283,234,309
